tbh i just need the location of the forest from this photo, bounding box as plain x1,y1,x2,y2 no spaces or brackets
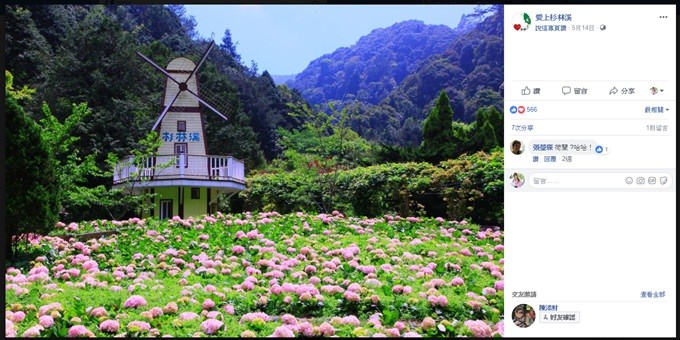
5,4,505,253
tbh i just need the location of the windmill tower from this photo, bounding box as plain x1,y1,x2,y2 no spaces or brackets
113,41,245,220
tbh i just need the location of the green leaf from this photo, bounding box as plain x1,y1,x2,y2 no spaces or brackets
382,284,393,296
523,13,531,25
383,308,400,325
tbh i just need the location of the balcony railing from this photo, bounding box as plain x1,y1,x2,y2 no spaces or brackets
113,154,245,185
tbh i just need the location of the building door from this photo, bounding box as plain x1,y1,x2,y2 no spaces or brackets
160,199,173,220
175,143,188,168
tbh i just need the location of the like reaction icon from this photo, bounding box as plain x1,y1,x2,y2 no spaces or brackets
521,86,531,95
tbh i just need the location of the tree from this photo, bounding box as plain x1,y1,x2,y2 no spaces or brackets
220,28,241,64
36,101,110,222
4,5,52,87
470,106,501,152
420,91,456,163
5,73,60,260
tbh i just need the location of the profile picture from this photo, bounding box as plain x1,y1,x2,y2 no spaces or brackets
512,304,536,328
510,172,525,188
511,140,523,155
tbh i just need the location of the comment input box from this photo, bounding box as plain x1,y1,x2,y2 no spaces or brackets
529,173,673,189
511,120,670,136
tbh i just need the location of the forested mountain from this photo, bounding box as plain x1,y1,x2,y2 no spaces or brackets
271,74,296,85
286,20,458,106
372,5,503,145
288,5,503,146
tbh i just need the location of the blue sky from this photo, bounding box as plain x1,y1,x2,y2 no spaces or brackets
183,5,480,75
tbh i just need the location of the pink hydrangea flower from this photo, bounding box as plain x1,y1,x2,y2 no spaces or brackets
385,328,400,337
150,307,164,318
202,299,215,310
39,315,54,328
451,277,465,286
179,312,200,321
89,307,107,318
99,319,120,333
200,319,224,335
319,322,335,336
494,320,504,336
272,325,296,337
239,312,270,323
127,320,151,333
281,314,298,325
403,331,422,337
6,319,17,337
163,302,178,314
464,320,493,337
298,322,314,336
344,291,361,303
8,311,25,323
482,287,497,296
23,325,44,337
67,325,95,337
342,315,361,327
421,317,436,331
123,295,148,309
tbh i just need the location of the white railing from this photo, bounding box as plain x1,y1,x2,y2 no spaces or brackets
113,154,245,184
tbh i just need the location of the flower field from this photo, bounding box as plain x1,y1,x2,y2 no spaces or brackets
5,212,504,337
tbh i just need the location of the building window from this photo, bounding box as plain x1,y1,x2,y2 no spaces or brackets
175,143,188,168
160,200,173,220
177,120,186,132
191,188,200,199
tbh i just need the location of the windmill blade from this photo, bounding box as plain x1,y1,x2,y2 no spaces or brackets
151,91,181,131
186,41,215,83
137,52,182,85
186,88,229,121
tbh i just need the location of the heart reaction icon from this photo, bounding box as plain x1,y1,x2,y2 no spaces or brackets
514,24,521,31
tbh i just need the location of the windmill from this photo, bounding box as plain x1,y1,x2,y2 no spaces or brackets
113,41,246,220
137,41,229,133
